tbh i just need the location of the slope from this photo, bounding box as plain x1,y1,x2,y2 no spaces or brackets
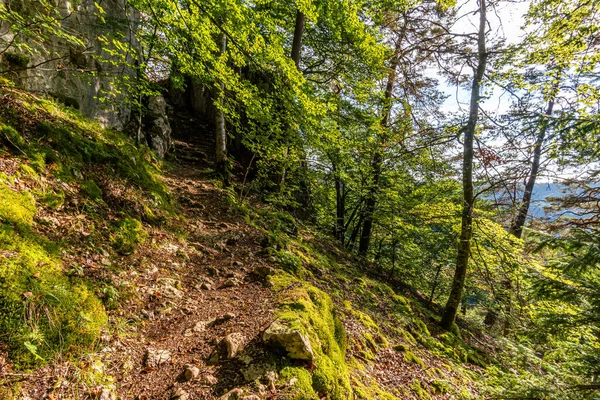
0,83,504,400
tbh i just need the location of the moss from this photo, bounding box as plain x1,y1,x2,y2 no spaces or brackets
36,189,65,210
403,351,426,368
81,179,102,200
110,218,147,255
393,343,408,352
4,53,29,68
0,223,107,367
0,183,36,226
409,379,431,400
431,379,452,394
280,366,317,399
269,272,352,400
18,164,38,179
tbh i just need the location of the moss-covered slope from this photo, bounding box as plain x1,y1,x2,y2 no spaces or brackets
0,83,172,368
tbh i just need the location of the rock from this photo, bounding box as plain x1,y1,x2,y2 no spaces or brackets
145,96,173,157
219,388,243,400
222,277,241,288
171,388,189,400
99,389,115,400
251,266,275,278
223,332,246,358
262,319,313,361
193,318,216,332
264,371,277,392
200,282,213,290
144,348,171,367
0,1,138,129
183,365,199,381
201,373,218,385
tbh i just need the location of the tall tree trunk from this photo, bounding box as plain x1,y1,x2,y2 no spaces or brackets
335,174,345,241
279,9,305,190
291,10,305,67
215,32,228,183
358,36,402,256
510,98,555,238
440,0,488,330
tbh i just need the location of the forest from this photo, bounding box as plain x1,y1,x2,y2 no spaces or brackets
0,0,598,399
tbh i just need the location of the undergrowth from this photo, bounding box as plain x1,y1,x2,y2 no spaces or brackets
0,86,173,369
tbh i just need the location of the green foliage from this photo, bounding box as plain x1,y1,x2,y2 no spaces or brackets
110,218,147,255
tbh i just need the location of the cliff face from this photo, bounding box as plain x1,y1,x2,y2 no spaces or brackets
0,0,139,129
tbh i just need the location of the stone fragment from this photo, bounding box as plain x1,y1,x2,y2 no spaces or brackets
222,277,241,288
99,389,115,400
219,388,243,400
262,319,313,361
171,388,189,400
223,332,246,359
184,365,200,381
201,373,219,385
144,348,171,367
251,266,275,278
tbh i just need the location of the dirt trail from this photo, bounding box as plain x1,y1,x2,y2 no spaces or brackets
114,125,280,399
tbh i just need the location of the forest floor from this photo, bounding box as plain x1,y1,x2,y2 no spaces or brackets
0,88,488,399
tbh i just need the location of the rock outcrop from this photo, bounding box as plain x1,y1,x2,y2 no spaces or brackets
0,0,138,129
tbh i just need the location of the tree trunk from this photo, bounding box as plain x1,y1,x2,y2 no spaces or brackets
335,174,345,241
510,98,555,238
440,0,488,331
291,10,306,68
357,36,402,256
215,32,228,183
279,9,305,190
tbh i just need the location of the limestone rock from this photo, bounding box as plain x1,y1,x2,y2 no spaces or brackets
222,277,241,288
223,332,246,359
171,388,189,400
144,348,171,367
145,96,173,157
262,319,313,361
99,389,116,400
201,374,219,385
0,0,138,129
251,266,276,278
219,388,243,400
184,364,200,381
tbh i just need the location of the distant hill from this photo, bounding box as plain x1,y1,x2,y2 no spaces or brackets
490,183,590,220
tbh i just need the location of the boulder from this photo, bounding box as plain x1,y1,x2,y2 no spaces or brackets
145,96,173,157
223,332,246,359
262,319,313,361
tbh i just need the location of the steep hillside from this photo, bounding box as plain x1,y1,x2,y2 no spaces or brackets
0,84,535,400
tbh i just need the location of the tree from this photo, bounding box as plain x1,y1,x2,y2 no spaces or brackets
440,0,489,330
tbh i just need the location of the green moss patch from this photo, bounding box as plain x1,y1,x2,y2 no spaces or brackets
269,272,351,399
0,223,107,367
110,218,147,255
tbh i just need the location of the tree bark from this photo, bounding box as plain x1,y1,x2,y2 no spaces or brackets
215,32,228,183
291,10,306,68
510,98,555,238
440,0,488,330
